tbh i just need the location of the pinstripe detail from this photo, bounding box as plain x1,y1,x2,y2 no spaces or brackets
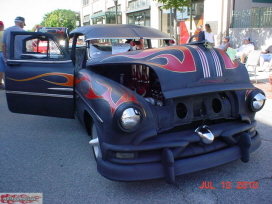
5,90,73,98
7,59,72,64
210,49,223,77
189,45,210,78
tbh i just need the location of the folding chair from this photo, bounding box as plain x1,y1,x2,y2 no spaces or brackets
269,74,272,90
245,50,261,83
226,47,237,61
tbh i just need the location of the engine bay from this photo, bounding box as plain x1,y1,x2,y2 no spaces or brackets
90,64,165,106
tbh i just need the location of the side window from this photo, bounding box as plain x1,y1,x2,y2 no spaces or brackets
21,36,64,59
68,35,85,54
69,35,87,70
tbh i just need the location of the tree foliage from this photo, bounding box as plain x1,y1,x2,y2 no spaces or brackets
40,9,77,31
154,0,191,10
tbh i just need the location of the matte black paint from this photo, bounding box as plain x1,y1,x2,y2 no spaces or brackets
5,25,265,183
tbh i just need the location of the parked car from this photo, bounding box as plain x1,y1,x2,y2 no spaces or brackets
5,24,266,183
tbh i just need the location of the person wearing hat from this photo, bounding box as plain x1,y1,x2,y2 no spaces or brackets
235,37,254,63
0,21,5,89
2,16,26,62
218,36,231,51
194,25,202,41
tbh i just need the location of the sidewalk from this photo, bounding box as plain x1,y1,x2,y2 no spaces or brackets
248,67,272,99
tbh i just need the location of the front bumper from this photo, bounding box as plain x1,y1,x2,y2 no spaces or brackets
97,121,261,183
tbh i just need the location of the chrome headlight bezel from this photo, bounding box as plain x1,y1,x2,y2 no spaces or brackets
247,89,266,112
114,104,143,132
120,107,141,130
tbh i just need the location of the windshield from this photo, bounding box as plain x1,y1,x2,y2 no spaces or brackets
87,39,147,58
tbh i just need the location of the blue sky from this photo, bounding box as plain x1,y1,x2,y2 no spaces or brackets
0,0,82,30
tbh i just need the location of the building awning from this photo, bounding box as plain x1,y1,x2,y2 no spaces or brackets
91,11,122,19
125,6,150,14
91,12,106,19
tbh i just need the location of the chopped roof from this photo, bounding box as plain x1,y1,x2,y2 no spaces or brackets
70,24,171,40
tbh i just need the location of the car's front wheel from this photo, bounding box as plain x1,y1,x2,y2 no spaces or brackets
89,123,102,160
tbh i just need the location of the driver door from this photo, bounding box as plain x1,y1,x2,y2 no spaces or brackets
5,31,75,118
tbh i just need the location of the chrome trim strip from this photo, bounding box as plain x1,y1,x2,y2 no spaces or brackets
7,59,72,64
6,90,73,98
48,88,74,92
75,90,103,123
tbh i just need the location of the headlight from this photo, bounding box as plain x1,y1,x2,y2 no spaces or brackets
120,108,141,130
247,90,266,112
252,93,266,110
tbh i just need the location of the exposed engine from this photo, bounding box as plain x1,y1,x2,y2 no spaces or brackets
91,64,164,106
120,64,164,106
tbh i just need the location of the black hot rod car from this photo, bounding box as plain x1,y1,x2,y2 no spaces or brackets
5,24,265,183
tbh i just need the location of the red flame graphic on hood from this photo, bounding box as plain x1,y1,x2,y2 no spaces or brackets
76,73,138,114
147,53,196,72
102,46,196,73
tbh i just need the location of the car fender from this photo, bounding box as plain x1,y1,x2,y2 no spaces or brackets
75,69,157,145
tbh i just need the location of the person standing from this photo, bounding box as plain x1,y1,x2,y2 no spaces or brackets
194,25,202,41
0,21,5,90
2,16,26,61
204,24,215,46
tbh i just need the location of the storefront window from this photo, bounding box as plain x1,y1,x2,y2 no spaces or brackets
128,0,150,10
91,7,122,25
127,10,150,26
83,15,90,26
92,17,104,24
187,4,196,16
160,9,173,37
128,15,134,25
107,5,122,24
160,2,204,44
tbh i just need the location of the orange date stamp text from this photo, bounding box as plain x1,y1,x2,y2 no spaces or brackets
199,181,259,189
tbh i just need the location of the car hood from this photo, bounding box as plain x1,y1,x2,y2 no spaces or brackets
86,44,255,99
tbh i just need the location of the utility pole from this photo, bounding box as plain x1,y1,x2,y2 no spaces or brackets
113,0,118,24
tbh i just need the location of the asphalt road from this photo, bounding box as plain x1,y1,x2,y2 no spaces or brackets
0,89,271,204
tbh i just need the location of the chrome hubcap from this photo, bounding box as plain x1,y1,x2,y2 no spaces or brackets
89,124,102,158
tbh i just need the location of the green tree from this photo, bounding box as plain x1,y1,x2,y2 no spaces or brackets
154,0,192,44
40,9,78,31
155,0,191,9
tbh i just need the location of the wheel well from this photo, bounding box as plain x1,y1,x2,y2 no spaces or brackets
84,110,93,136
